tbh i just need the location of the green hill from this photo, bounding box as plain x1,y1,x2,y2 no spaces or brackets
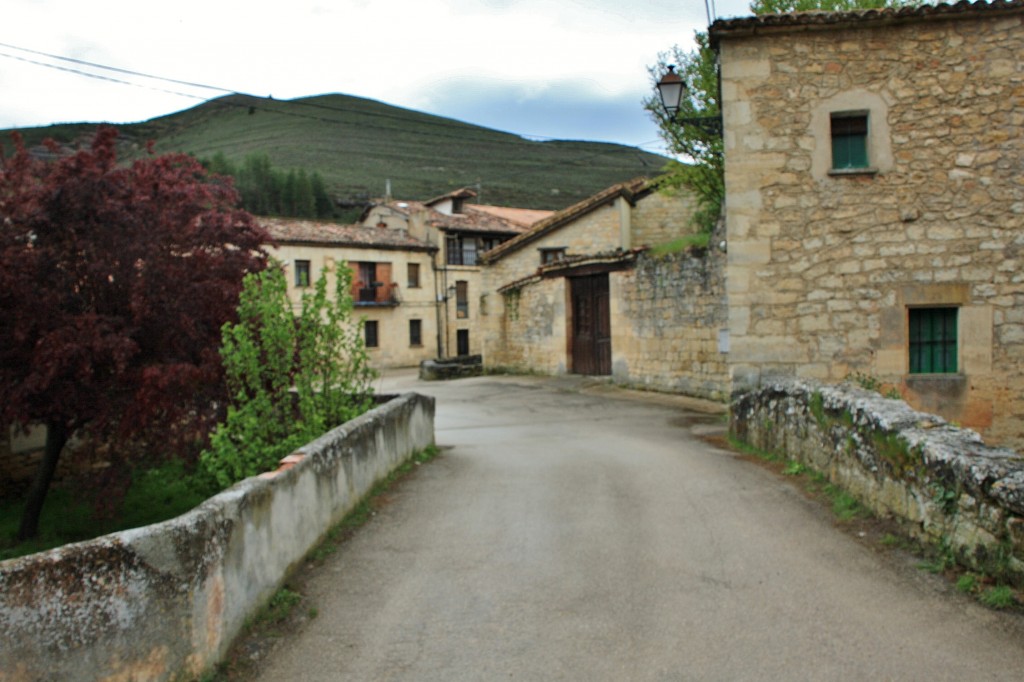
2,93,670,210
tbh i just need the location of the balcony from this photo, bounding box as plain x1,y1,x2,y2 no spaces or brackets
354,281,400,307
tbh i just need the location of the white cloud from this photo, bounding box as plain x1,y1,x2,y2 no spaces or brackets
2,0,753,145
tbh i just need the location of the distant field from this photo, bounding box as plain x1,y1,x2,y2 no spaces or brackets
2,93,670,210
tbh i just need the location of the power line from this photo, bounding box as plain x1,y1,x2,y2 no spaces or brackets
0,41,234,94
0,50,209,102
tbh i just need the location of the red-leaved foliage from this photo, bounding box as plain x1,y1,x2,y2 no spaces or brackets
0,127,269,532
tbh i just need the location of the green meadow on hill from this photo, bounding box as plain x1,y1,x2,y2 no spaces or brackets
4,93,668,211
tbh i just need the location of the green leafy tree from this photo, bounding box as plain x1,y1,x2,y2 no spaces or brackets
311,171,333,218
200,262,376,488
294,169,316,218
203,154,335,219
646,0,917,234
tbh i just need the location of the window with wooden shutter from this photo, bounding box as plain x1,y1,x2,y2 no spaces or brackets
375,262,392,304
831,112,869,169
909,307,958,374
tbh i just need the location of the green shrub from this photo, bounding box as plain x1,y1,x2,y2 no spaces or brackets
200,263,376,488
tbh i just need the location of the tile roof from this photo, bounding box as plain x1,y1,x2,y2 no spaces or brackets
369,199,536,236
481,177,652,263
433,208,531,235
710,0,1023,43
261,217,437,252
471,205,555,228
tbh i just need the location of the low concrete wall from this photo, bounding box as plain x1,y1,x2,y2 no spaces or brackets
0,392,435,682
731,380,1024,579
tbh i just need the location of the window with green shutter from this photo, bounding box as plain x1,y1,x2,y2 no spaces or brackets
831,113,869,169
909,307,958,374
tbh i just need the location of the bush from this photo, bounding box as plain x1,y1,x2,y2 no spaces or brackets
200,263,376,488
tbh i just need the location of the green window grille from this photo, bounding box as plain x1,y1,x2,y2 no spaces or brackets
831,114,869,169
909,307,958,374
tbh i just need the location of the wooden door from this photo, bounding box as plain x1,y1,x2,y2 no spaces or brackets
570,274,611,375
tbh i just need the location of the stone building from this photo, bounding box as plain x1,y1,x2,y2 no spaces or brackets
711,0,1024,446
360,188,548,358
263,218,440,368
480,179,730,401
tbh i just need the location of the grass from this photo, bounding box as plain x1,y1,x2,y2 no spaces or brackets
1,459,215,562
979,585,1016,609
648,232,712,256
823,484,869,522
782,460,807,476
254,588,302,628
3,94,668,211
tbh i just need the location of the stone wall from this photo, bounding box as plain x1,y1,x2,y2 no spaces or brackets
613,243,730,401
0,393,435,682
481,188,726,396
487,278,569,375
717,7,1024,448
732,379,1024,579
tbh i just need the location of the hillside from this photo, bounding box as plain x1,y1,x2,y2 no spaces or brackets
2,93,670,210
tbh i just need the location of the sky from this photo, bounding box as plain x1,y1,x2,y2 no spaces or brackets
2,0,753,155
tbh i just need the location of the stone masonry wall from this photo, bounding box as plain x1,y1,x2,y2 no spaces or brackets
732,379,1024,580
482,188,710,385
0,393,435,682
487,278,569,375
613,243,730,401
718,9,1024,448
630,188,701,249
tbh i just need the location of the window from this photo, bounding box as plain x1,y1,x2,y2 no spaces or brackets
295,260,311,287
831,112,869,170
407,263,421,288
455,280,468,319
446,234,478,266
409,319,422,347
457,329,470,356
909,307,957,374
364,320,379,348
540,248,566,265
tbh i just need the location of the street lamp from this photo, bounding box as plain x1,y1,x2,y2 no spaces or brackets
655,65,722,137
656,65,686,118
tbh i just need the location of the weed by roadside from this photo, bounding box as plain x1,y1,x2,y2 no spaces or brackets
725,435,1022,613
205,445,440,681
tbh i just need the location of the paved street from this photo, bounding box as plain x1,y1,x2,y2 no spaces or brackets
254,372,1024,681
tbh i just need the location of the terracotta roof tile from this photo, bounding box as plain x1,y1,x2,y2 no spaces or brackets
261,217,436,252
424,187,478,205
470,205,555,227
482,177,652,263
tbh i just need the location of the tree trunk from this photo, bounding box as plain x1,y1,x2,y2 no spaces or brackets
16,421,69,541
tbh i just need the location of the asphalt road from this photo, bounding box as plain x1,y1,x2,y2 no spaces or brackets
254,372,1024,681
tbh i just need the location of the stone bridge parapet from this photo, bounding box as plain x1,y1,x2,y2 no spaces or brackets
731,380,1023,579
